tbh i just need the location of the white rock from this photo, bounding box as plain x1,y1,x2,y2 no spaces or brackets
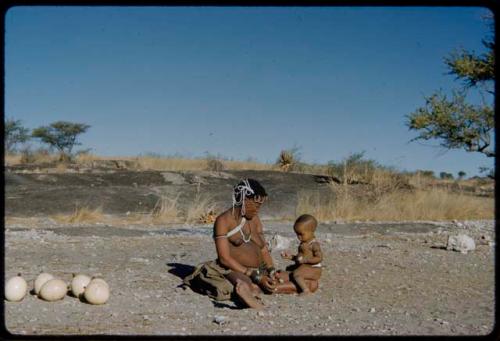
446,234,476,254
214,315,227,325
268,234,292,251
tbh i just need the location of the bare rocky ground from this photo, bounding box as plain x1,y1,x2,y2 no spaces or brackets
3,166,496,336
4,218,495,336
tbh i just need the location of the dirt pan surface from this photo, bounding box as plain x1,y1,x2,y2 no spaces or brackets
3,219,495,336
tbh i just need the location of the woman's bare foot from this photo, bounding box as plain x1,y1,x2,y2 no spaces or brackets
235,279,264,309
250,283,262,295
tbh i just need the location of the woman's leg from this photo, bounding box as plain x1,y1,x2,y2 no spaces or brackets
225,272,264,309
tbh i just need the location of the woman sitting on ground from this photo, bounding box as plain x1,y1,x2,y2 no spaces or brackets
184,178,278,309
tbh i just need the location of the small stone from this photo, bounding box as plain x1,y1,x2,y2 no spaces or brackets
369,308,376,313
214,315,227,325
258,311,265,317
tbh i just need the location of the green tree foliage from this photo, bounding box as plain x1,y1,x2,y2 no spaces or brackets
415,170,435,178
458,171,466,179
439,172,454,180
406,20,494,158
32,121,90,161
5,118,30,152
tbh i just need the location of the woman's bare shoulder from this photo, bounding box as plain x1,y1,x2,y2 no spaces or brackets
214,209,235,233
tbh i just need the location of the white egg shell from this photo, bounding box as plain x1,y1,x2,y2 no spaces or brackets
84,280,110,305
90,277,109,289
5,275,28,302
39,279,67,302
70,274,91,297
34,273,54,295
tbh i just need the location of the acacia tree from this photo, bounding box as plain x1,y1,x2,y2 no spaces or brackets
32,121,90,161
406,20,495,159
5,118,30,153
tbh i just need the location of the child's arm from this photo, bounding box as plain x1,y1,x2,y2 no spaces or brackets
297,242,322,265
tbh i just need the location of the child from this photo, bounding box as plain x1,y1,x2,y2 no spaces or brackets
280,214,323,295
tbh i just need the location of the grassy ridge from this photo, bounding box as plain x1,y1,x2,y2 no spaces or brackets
5,152,494,223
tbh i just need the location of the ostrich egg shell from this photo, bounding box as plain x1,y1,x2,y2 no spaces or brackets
84,281,110,305
34,273,54,295
5,276,28,302
70,274,91,297
90,278,109,289
39,279,67,301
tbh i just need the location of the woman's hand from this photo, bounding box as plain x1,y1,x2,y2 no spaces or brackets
258,275,277,293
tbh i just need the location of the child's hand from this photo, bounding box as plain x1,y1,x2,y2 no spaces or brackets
280,250,292,260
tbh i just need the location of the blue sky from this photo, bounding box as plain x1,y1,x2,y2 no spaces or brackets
5,6,494,177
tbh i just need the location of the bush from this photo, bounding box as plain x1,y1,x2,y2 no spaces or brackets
439,172,454,180
327,151,379,184
205,153,225,171
277,146,301,172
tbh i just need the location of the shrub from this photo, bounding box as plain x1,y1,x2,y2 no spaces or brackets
277,146,301,172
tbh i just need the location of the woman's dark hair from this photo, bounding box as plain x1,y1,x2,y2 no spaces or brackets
245,178,267,198
233,178,267,206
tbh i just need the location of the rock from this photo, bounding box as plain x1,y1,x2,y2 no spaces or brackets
446,234,476,254
369,308,376,313
160,172,187,185
479,235,492,245
214,315,227,325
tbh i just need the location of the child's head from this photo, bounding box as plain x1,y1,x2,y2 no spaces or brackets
293,214,318,242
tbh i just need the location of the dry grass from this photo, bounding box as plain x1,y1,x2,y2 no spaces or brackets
296,182,494,222
150,195,183,224
133,156,274,172
185,190,218,224
52,206,105,224
5,153,22,166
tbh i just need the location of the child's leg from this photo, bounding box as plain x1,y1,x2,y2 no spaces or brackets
271,271,296,294
292,266,321,295
306,279,319,293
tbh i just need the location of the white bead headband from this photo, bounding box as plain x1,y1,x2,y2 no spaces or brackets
232,179,255,217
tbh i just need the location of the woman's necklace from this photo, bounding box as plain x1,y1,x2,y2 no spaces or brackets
240,224,252,243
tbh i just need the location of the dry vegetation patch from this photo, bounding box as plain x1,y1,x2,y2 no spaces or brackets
297,184,494,222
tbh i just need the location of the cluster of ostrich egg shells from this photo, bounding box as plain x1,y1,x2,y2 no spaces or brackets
5,273,109,305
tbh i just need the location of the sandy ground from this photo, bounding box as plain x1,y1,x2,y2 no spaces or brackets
3,219,495,336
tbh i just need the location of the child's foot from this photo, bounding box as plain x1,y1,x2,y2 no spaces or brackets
235,279,264,309
298,289,311,296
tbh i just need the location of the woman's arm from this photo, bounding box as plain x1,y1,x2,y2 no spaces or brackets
214,216,252,275
253,215,275,270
